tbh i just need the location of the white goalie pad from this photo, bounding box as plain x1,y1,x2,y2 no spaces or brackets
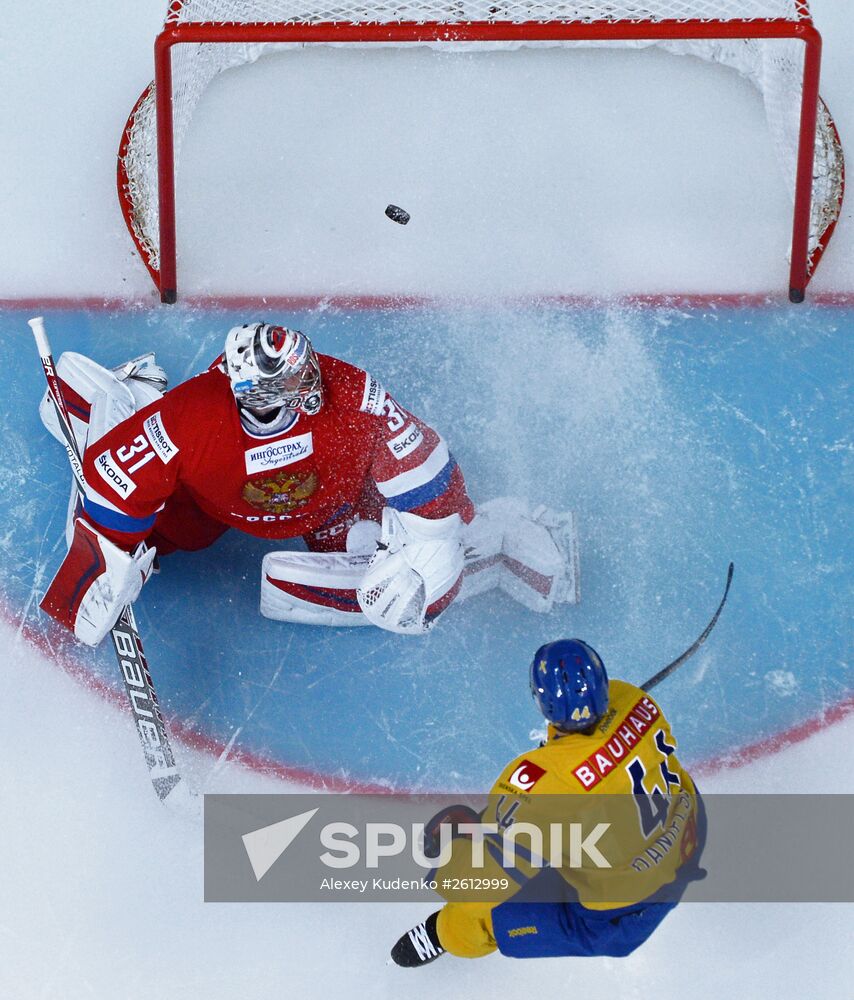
39,352,137,455
261,549,373,627
39,352,167,547
461,497,580,613
356,509,464,635
258,500,578,632
40,518,156,646
39,351,167,450
344,518,381,555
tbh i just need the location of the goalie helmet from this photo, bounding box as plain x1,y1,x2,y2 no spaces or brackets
530,639,609,733
224,323,323,418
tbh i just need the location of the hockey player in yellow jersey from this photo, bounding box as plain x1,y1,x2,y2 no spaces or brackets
391,638,706,966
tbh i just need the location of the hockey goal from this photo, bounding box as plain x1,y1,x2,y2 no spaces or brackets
118,0,844,304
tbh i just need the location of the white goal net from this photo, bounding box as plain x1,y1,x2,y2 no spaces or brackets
118,0,843,300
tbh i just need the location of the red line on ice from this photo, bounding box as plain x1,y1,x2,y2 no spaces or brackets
7,295,852,788
692,694,854,777
1,596,390,794
5,594,852,792
3,291,854,311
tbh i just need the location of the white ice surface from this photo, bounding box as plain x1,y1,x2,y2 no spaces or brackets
0,617,851,1000
0,0,851,299
1,2,853,996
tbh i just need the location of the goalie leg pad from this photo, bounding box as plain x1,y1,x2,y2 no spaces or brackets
40,519,156,646
40,351,168,450
39,352,137,455
40,352,168,548
261,550,373,627
460,498,580,612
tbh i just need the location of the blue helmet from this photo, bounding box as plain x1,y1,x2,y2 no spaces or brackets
530,639,609,733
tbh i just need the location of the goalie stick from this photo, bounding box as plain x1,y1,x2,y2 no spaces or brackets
29,316,190,808
641,562,735,692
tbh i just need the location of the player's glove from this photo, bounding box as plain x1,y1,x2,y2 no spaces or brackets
356,508,464,635
422,803,483,859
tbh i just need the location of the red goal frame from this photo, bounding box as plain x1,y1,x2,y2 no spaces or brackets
121,17,834,304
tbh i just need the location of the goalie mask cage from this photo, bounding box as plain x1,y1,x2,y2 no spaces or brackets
118,0,844,304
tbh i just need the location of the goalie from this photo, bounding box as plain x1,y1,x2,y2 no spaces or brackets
38,322,580,645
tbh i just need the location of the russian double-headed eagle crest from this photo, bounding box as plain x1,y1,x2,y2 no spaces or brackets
242,470,318,514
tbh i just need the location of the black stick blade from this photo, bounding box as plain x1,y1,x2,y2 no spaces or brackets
642,562,734,692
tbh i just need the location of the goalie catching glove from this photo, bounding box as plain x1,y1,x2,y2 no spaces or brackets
260,510,464,634
356,508,464,635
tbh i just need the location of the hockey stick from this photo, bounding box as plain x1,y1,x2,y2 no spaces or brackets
29,316,190,808
641,562,734,692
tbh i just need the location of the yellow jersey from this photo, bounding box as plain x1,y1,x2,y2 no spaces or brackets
440,679,699,909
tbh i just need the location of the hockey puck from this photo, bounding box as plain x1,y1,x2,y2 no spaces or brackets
385,204,410,225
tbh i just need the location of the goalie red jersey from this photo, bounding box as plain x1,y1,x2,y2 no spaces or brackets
40,323,576,646
79,353,474,554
